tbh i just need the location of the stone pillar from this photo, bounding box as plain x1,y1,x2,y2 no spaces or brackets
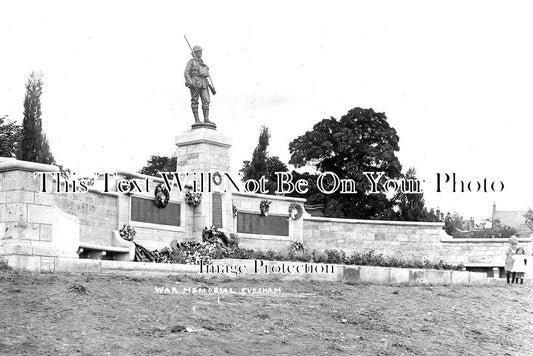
175,128,233,238
0,159,80,271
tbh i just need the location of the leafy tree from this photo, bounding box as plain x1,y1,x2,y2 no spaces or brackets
288,107,402,219
241,126,288,194
444,213,517,238
391,167,429,221
444,212,463,236
16,72,55,164
139,155,177,176
0,115,21,157
241,126,270,181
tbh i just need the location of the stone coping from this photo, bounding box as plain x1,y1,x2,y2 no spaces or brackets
441,237,532,243
86,187,121,196
232,191,306,203
0,159,59,173
305,216,444,227
175,128,232,148
115,171,167,183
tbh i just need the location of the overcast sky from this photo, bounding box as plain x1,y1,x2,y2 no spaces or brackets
1,1,532,221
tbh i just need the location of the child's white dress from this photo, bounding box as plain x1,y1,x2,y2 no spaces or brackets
511,255,527,273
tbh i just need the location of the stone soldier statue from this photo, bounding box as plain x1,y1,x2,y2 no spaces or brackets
184,45,213,124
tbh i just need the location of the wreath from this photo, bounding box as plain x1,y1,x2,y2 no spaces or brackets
260,200,271,217
288,203,304,220
185,190,202,207
154,183,170,208
119,224,136,241
124,174,136,195
212,171,223,186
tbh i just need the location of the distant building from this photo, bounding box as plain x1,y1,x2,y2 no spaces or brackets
492,202,531,237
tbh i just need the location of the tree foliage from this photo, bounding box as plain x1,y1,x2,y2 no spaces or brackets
444,214,517,238
0,115,21,157
241,126,288,194
388,167,429,221
16,72,55,164
444,212,464,236
139,155,177,176
288,107,402,219
241,126,270,181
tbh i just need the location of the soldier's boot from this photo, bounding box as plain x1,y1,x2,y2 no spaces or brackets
192,107,200,123
203,109,211,123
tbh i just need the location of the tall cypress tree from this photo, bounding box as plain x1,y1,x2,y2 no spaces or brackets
16,72,55,164
241,126,270,181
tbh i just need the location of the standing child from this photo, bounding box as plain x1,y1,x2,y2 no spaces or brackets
511,247,527,284
505,236,518,284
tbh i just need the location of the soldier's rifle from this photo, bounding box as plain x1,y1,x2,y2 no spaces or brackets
184,35,217,95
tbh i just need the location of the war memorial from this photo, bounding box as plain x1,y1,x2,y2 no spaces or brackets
1,54,531,287
3,2,533,352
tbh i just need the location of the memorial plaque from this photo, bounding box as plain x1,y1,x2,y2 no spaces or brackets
237,212,289,236
131,196,181,227
212,192,223,228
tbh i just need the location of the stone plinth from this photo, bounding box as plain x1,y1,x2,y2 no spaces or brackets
175,128,234,237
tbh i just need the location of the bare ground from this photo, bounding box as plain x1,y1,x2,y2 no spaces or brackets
0,268,532,356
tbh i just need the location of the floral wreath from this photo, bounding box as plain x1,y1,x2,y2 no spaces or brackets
154,183,170,208
124,174,136,195
212,171,223,186
232,204,238,217
260,200,271,217
185,190,202,207
288,203,303,220
119,224,136,241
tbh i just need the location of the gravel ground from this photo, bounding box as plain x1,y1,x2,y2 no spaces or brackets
0,267,532,356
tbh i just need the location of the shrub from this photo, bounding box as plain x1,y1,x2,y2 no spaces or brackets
138,229,463,270
0,259,11,270
325,249,345,264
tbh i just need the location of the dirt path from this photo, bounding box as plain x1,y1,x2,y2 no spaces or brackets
0,269,531,355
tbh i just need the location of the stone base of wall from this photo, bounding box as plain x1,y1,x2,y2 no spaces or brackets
0,255,489,285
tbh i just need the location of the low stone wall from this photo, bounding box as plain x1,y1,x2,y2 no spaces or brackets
439,237,533,278
53,172,194,251
11,256,487,285
53,190,119,246
303,217,445,261
3,159,532,274
231,208,533,269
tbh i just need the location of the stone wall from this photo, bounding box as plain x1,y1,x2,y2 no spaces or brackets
232,192,307,251
439,237,533,266
0,160,80,270
303,217,446,261
84,172,194,251
230,198,533,268
303,217,533,267
3,158,532,272
53,190,119,246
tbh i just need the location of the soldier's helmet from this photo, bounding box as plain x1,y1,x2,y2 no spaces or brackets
192,45,203,52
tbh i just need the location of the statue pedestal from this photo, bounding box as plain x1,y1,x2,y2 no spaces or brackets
175,128,234,238
191,122,217,130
